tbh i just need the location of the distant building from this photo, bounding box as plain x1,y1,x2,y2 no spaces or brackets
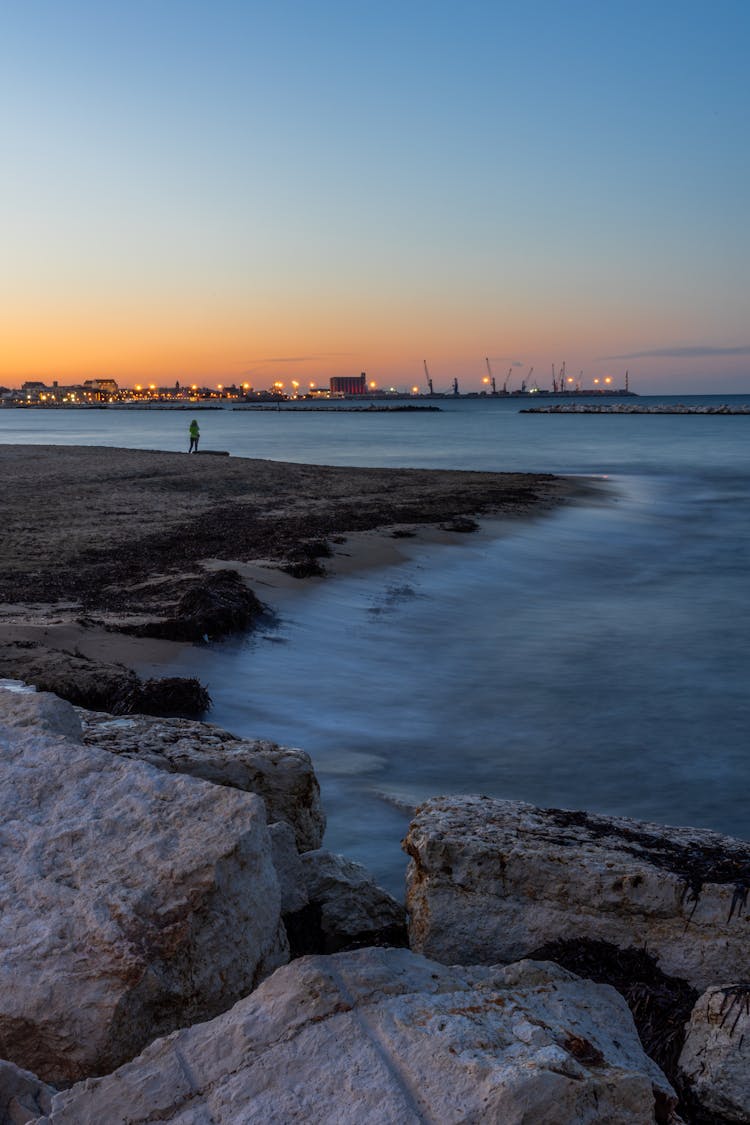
83,379,119,394
330,373,367,396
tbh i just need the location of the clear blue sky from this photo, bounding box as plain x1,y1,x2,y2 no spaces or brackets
1,0,748,391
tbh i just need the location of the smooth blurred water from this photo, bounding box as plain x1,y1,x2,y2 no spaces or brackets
2,393,749,474
4,395,749,895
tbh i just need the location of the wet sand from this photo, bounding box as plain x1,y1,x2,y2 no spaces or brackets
0,444,585,700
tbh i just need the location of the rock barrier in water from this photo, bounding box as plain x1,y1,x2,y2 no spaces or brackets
521,403,750,413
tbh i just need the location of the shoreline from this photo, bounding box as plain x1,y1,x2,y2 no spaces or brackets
0,443,596,712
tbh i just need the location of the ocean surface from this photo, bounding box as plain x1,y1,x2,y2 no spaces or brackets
3,394,749,895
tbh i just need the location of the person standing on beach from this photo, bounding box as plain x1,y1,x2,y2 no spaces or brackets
188,419,200,453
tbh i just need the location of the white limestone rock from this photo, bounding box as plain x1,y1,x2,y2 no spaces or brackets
678,984,750,1122
0,1059,54,1125
268,821,309,914
33,949,678,1124
0,700,287,1085
0,689,82,743
79,709,325,851
404,796,750,992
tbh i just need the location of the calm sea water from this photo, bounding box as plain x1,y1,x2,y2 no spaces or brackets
3,394,749,895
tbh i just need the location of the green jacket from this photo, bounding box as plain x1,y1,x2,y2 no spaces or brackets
189,421,200,436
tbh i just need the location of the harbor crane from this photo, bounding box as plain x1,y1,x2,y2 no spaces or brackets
504,367,512,393
423,360,434,396
521,366,533,393
452,377,459,396
484,357,496,394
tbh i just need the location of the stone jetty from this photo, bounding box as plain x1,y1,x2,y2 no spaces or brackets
1,683,749,1123
522,402,750,414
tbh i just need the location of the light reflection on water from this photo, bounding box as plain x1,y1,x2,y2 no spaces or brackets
156,471,750,896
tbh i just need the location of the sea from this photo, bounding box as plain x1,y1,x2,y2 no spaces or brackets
3,393,749,895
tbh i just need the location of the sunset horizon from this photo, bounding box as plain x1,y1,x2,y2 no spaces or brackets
2,1,748,397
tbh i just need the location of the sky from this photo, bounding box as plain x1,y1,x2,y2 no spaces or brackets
1,0,748,394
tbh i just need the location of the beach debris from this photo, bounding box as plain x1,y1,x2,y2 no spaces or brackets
31,949,678,1124
439,515,480,533
0,687,288,1085
120,676,211,718
121,568,265,642
282,538,332,578
0,641,210,719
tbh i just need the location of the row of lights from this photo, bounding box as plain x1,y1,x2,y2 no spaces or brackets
126,373,617,396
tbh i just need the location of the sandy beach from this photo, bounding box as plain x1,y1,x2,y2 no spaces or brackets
0,444,583,710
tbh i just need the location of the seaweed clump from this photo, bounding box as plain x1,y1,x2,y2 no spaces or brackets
123,569,265,642
282,539,332,578
543,807,750,919
530,938,697,1085
0,641,210,719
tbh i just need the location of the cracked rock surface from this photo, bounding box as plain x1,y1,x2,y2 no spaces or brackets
33,948,677,1125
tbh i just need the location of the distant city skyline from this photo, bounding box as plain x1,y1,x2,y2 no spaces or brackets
2,1,748,394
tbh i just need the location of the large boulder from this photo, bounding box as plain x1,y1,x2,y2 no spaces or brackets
678,984,750,1123
404,796,750,992
0,689,287,1085
79,709,325,851
33,949,678,1124
284,849,407,956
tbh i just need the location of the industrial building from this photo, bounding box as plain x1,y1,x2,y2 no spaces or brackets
330,373,367,396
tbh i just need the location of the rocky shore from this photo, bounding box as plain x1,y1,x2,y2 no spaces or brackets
1,684,748,1123
0,444,579,716
3,446,747,1120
